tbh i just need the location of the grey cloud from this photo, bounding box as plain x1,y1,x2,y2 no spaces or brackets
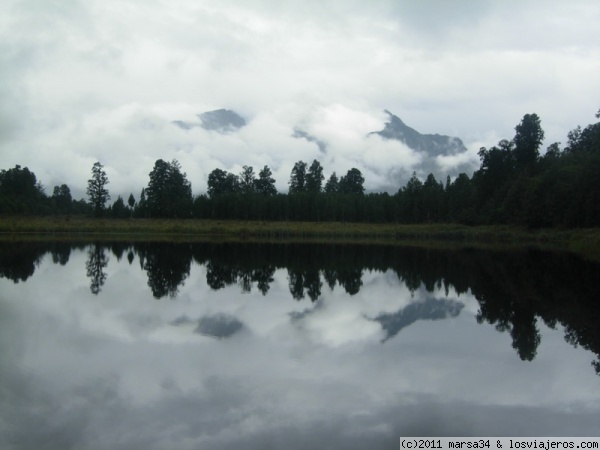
292,128,327,153
195,313,245,339
0,0,599,199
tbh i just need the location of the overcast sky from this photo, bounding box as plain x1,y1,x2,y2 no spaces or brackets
1,0,599,199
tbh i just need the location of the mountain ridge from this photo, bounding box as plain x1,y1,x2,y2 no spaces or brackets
371,110,467,156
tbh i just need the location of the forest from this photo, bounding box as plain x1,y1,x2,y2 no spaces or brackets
1,110,599,229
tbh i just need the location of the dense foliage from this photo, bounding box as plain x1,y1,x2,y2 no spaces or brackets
1,111,599,228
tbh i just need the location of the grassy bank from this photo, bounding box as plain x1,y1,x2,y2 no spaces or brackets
1,216,599,259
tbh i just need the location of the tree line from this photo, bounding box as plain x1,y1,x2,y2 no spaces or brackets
1,110,599,228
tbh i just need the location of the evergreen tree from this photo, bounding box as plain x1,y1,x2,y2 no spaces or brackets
111,195,129,218
0,165,47,214
339,168,365,195
305,159,324,193
128,193,136,218
87,162,110,217
239,166,256,194
52,184,72,214
207,168,240,197
513,113,544,171
145,159,192,217
324,172,339,193
255,165,277,196
288,161,307,194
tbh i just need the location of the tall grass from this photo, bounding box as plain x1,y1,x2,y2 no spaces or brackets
1,216,599,259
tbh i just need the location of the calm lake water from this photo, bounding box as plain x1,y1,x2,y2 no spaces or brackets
1,239,599,449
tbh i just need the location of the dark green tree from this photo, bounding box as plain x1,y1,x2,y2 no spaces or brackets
254,165,277,196
127,193,135,218
305,159,324,193
324,172,339,193
52,184,72,214
207,168,240,197
239,165,256,194
513,113,544,171
288,161,307,194
422,173,444,222
87,162,110,217
447,173,475,224
399,171,423,222
0,165,47,214
145,159,192,217
110,195,129,218
339,168,365,195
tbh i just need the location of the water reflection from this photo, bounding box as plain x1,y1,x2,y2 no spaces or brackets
1,239,600,447
1,239,599,375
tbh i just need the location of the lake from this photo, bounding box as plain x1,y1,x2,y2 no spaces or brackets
1,239,599,449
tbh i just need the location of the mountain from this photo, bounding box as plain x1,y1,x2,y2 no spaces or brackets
292,128,327,152
366,110,476,189
371,110,467,156
373,297,464,342
173,109,247,133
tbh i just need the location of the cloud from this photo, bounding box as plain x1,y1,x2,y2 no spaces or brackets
2,249,600,449
1,0,599,199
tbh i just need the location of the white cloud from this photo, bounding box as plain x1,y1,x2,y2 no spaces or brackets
1,0,599,198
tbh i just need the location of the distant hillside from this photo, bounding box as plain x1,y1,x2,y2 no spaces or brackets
371,110,467,156
173,109,247,133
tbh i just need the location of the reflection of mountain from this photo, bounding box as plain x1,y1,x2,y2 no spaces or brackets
374,297,464,342
172,314,244,339
2,240,600,375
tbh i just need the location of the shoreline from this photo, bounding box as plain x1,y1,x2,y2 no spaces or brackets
1,217,599,260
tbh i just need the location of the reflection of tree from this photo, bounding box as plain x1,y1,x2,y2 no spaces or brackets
0,242,46,283
288,269,322,301
510,310,540,361
110,242,130,261
239,270,252,293
323,269,337,290
137,243,191,299
2,239,600,375
337,269,362,296
253,266,275,295
206,262,238,290
204,248,275,294
50,242,71,266
85,243,109,295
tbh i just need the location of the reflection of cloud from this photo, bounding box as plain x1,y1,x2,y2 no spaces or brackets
2,249,600,449
195,313,244,339
171,313,245,339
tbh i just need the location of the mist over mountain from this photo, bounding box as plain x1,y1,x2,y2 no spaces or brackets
169,106,478,193
173,109,247,133
372,110,467,156
292,128,327,153
369,110,475,186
